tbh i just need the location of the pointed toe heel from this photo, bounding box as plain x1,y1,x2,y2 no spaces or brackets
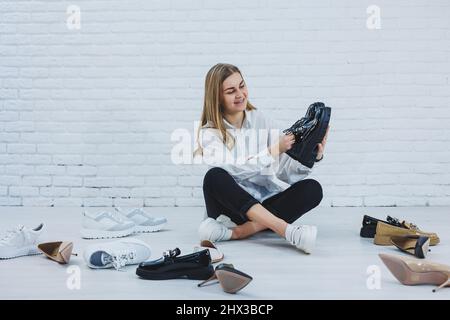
38,241,76,264
198,263,253,294
379,253,450,292
59,241,75,264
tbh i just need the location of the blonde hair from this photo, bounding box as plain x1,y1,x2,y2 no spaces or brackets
193,63,256,157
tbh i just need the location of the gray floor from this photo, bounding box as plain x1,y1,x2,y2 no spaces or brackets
0,206,449,300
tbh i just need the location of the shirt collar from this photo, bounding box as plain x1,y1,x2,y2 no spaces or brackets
222,109,252,129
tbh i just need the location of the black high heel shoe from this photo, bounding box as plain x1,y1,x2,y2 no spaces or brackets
136,248,214,280
390,235,431,259
283,102,331,168
198,263,253,294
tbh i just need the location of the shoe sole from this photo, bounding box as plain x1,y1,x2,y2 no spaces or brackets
216,269,253,294
136,265,214,280
286,106,331,168
80,228,135,239
379,254,448,286
0,245,42,259
133,222,166,234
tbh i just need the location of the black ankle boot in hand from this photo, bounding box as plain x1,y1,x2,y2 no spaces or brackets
283,102,331,168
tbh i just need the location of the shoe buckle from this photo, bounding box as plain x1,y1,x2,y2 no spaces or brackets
408,223,418,230
163,248,180,259
387,216,400,226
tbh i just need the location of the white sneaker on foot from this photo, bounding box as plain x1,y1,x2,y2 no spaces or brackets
198,218,232,242
115,207,167,233
80,210,136,239
0,223,45,259
285,224,317,254
216,215,237,228
83,238,151,270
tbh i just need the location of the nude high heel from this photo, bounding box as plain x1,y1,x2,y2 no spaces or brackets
379,253,450,292
198,263,252,294
38,241,77,264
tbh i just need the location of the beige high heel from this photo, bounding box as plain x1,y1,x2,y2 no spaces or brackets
38,241,77,264
198,263,252,294
379,253,450,292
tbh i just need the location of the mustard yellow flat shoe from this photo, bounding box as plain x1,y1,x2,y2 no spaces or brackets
374,221,440,246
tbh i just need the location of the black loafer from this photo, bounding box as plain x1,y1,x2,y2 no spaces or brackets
360,215,404,238
136,248,214,280
283,102,331,168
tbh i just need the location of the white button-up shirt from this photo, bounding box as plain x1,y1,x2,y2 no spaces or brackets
198,109,314,202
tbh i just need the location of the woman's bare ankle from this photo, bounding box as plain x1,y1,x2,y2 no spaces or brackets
231,227,241,240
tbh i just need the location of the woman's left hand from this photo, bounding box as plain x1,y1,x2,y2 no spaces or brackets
316,125,329,161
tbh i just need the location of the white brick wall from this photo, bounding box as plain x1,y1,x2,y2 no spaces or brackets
1,0,450,207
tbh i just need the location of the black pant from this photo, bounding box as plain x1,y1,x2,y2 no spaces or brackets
203,167,323,225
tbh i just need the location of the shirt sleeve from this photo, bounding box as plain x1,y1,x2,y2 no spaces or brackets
199,128,276,181
263,114,314,185
276,153,313,185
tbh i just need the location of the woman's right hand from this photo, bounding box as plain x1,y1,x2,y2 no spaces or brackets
269,133,295,157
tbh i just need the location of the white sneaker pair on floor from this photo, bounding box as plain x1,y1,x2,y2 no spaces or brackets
198,215,317,254
83,238,152,271
80,207,167,239
0,221,152,269
0,223,45,259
